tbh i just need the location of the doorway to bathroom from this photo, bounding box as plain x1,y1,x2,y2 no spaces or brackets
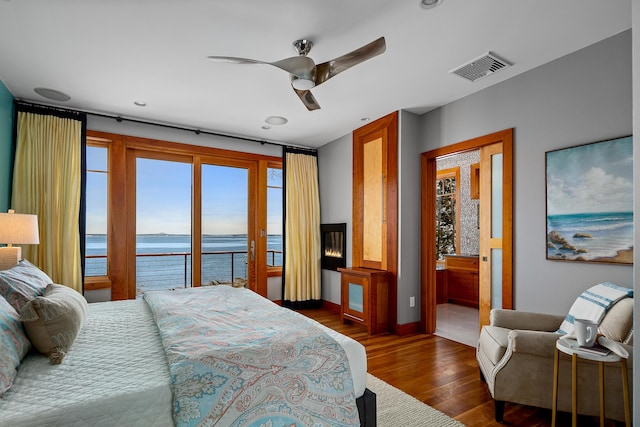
433,151,481,346
420,128,513,340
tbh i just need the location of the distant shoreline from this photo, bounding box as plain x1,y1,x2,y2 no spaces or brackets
86,233,282,237
591,248,633,264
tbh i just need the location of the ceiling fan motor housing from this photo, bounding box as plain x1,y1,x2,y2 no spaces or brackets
293,39,313,56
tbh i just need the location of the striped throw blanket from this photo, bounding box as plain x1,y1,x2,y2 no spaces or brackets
557,282,633,335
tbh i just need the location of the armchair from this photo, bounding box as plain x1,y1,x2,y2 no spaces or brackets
476,297,633,423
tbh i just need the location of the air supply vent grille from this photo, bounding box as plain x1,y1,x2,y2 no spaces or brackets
450,52,512,82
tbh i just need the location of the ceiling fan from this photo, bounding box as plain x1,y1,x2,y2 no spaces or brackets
207,37,386,111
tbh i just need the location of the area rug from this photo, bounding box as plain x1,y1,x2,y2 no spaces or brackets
366,373,465,426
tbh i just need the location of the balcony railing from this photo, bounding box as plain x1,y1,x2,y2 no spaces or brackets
85,249,282,293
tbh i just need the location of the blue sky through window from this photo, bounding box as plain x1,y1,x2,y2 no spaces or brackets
86,146,107,234
85,147,283,236
137,158,193,234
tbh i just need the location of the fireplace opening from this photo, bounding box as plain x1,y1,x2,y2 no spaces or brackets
321,223,346,271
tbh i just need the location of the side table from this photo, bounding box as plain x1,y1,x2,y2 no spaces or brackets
338,267,389,335
552,337,630,427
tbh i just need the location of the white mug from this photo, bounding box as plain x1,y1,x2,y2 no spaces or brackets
574,318,598,347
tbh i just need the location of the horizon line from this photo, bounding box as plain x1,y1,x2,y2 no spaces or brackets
86,233,283,236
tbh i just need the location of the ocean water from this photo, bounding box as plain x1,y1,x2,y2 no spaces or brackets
546,212,633,261
86,234,282,290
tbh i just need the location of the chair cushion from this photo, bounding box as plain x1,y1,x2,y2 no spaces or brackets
598,297,633,343
478,325,510,365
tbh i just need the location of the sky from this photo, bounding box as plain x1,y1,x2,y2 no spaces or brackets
85,147,282,235
546,136,632,216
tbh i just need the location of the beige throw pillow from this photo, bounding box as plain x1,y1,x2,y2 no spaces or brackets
598,297,633,343
20,284,87,364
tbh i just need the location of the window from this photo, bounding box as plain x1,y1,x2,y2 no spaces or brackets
136,156,193,294
201,162,250,287
266,166,282,268
83,131,281,299
85,144,108,278
436,167,460,261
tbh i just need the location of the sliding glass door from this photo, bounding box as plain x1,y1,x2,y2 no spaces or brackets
85,130,281,300
200,162,252,287
131,152,257,297
135,155,193,296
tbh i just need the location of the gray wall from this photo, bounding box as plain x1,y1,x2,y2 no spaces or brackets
420,30,633,315
397,111,421,324
319,30,633,327
318,133,352,305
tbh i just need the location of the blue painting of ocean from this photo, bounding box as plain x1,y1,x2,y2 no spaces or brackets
546,212,633,261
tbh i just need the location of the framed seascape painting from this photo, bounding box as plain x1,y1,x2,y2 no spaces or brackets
546,136,633,265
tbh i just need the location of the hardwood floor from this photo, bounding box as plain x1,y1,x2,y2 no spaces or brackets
298,308,620,427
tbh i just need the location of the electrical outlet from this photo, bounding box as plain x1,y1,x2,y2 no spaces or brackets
409,296,415,307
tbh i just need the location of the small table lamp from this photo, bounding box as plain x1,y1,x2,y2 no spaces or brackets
0,209,40,270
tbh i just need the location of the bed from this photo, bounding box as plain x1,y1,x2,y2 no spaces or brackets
0,261,375,426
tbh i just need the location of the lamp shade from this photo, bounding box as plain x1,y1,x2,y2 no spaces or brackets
0,211,40,244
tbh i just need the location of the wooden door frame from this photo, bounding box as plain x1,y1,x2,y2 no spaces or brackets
420,129,513,333
198,155,259,293
125,149,194,299
86,130,280,300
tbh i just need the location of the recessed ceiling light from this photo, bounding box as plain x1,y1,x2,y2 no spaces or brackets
134,101,147,107
262,125,271,130
265,116,288,126
420,0,442,9
361,117,370,122
33,87,71,102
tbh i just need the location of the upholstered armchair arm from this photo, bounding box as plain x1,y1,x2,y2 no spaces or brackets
508,330,561,358
490,309,565,332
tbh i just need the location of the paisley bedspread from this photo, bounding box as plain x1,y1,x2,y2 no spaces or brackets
144,286,359,427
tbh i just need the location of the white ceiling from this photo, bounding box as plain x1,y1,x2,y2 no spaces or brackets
0,1,631,148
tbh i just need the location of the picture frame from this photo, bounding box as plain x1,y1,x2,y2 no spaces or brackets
545,136,633,264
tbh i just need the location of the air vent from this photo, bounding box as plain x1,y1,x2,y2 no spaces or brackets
450,52,512,82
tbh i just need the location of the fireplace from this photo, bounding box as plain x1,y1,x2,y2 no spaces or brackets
321,223,346,271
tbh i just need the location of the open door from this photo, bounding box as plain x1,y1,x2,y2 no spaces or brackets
421,129,513,333
478,141,513,328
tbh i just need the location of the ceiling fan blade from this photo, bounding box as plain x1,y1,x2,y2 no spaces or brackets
273,56,316,78
293,89,321,111
314,37,386,86
207,55,315,79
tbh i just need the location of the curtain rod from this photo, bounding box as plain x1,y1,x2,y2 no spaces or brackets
14,99,316,151
14,99,85,119
284,145,318,156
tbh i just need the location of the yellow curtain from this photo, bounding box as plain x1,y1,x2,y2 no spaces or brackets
284,152,321,303
12,112,83,292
